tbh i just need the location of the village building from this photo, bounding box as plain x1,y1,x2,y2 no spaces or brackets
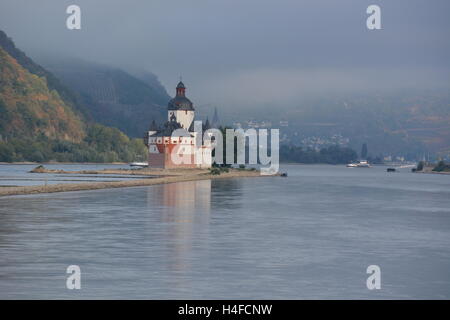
145,81,213,169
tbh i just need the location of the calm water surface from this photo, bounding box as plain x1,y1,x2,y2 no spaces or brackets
0,164,150,186
0,164,449,299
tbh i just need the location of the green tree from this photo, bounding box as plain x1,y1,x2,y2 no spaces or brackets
0,142,14,162
433,161,450,172
417,161,425,171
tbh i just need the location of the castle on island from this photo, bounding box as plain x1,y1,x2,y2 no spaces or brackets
145,81,215,169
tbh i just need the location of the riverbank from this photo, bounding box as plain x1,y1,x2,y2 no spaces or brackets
0,167,271,197
415,165,450,175
0,162,128,165
416,170,450,175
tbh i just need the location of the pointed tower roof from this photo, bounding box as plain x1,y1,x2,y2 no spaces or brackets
149,120,158,131
212,107,220,128
203,118,211,131
176,81,185,89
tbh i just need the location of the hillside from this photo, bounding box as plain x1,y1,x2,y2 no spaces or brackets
0,30,90,119
1,30,168,140
0,30,147,163
0,47,85,142
41,58,169,138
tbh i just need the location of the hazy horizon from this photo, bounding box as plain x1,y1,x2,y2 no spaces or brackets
1,0,449,112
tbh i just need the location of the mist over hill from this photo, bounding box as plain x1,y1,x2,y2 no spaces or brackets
39,57,169,138
0,30,147,163
231,90,450,159
0,31,86,142
0,30,91,121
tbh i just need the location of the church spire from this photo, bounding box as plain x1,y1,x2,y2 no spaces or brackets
203,117,211,131
212,107,220,128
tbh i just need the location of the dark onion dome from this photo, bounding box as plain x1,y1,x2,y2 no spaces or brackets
168,96,194,110
168,81,195,111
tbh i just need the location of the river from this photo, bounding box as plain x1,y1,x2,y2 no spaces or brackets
0,164,449,299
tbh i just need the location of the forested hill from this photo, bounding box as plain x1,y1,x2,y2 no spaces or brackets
0,30,146,162
41,58,169,138
0,30,90,119
0,46,85,142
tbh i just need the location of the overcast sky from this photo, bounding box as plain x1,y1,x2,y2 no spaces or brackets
1,0,449,112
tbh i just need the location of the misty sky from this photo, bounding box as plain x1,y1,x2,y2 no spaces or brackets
1,0,449,112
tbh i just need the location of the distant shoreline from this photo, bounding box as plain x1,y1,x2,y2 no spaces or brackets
415,166,450,175
415,170,450,175
0,167,274,197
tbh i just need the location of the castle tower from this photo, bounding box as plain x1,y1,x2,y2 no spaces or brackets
167,81,195,130
146,80,212,169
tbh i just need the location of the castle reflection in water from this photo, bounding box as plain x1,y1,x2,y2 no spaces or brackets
147,180,212,223
145,180,211,275
145,179,243,274
146,178,243,222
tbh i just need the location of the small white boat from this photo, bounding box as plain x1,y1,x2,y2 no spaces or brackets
347,160,371,168
129,162,148,167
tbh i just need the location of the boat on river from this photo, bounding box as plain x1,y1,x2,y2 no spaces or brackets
129,162,148,168
346,160,371,168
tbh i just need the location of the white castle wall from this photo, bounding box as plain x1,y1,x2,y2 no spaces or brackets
168,110,194,130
